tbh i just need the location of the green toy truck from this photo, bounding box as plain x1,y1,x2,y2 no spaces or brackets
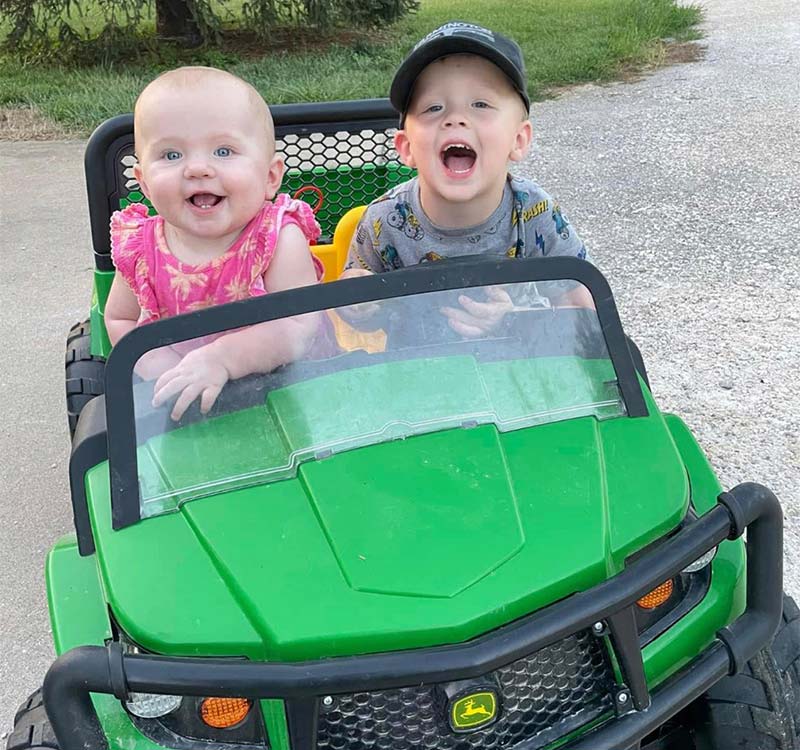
8,100,799,750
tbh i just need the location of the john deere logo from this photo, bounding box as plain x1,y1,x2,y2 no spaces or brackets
449,691,498,732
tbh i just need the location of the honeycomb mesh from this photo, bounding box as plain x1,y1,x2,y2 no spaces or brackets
112,128,413,242
316,630,615,750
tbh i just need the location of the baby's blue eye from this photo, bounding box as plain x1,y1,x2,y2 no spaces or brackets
473,101,490,109
424,104,443,113
164,150,182,161
214,147,233,157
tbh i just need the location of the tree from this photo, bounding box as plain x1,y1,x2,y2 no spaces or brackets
0,0,418,61
155,0,199,41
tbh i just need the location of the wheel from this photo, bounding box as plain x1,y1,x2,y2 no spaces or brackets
6,689,59,750
65,319,105,438
692,594,800,749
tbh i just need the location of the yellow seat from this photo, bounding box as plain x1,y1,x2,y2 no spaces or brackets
311,205,367,281
312,205,386,353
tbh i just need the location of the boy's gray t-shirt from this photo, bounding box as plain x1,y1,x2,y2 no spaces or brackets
345,175,589,272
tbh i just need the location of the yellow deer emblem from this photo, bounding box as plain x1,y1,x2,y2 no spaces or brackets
459,699,492,719
450,691,498,730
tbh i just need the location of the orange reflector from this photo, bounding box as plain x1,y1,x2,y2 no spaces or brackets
200,697,251,728
637,579,674,610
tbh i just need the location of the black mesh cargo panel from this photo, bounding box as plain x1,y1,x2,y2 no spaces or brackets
112,129,411,243
316,630,615,750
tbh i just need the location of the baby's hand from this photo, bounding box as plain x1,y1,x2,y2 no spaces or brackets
440,286,514,338
152,345,231,421
338,268,380,321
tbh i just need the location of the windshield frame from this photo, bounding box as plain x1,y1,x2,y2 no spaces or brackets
105,256,647,531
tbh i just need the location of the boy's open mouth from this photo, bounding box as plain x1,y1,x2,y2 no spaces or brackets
441,143,476,174
188,193,224,209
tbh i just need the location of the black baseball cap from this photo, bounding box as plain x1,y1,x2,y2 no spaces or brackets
390,22,530,124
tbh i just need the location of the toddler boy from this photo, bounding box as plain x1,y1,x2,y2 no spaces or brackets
343,22,592,336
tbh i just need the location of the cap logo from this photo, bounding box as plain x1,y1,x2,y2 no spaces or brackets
413,22,495,52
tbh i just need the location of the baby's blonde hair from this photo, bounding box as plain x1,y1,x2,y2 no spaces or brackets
134,66,275,152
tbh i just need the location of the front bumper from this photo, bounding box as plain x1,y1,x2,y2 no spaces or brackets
43,482,783,750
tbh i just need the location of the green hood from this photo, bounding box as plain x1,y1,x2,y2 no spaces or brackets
87,407,688,661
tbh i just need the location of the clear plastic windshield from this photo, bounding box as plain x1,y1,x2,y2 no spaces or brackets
133,279,626,518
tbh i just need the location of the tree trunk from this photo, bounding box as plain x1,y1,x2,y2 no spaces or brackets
155,0,200,43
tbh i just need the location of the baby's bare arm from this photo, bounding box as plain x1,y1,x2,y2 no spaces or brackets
105,275,181,378
153,224,321,420
215,224,321,377
105,274,140,344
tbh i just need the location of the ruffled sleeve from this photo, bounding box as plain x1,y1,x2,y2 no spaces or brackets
249,193,324,282
109,203,161,323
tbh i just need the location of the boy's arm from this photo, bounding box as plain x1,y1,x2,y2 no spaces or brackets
532,198,595,309
105,274,182,378
442,197,595,334
344,210,385,273
152,224,320,420
337,212,391,330
336,268,385,330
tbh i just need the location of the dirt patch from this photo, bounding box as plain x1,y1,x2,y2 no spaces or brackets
0,106,78,141
664,39,706,65
618,39,706,83
544,39,706,98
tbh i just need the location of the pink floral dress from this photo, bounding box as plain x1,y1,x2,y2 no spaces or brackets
110,193,323,325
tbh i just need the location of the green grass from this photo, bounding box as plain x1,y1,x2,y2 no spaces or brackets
0,0,702,136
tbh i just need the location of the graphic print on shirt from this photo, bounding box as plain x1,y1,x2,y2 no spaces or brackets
387,201,425,241
552,203,571,239
380,244,402,270
535,230,545,255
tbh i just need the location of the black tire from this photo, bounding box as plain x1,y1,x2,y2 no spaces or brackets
65,319,106,438
6,689,59,750
692,594,800,749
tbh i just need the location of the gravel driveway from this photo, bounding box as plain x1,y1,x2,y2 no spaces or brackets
1,0,797,736
523,0,799,588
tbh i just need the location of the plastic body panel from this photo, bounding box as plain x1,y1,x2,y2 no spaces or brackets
81,386,730,666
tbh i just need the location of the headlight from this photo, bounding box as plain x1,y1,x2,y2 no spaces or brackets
626,510,716,645
682,546,717,573
118,634,182,719
126,692,183,719
200,697,252,728
143,695,265,745
636,579,674,610
115,630,266,745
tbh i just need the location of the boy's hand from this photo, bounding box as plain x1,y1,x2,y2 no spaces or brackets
339,268,373,280
338,268,381,321
441,286,514,338
152,345,231,421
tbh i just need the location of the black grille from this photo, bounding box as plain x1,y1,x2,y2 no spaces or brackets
316,630,615,750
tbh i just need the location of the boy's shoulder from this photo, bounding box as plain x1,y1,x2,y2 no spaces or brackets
363,177,418,213
507,175,555,209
